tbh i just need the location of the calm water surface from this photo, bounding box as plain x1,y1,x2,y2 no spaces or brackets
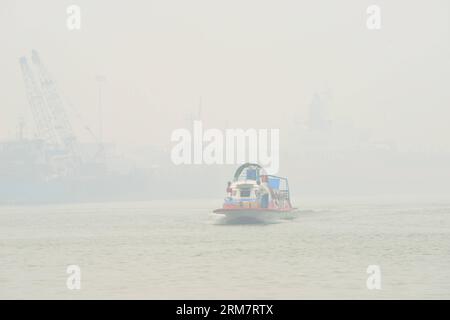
1,198,449,299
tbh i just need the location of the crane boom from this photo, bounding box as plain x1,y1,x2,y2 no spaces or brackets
30,50,79,158
19,56,58,145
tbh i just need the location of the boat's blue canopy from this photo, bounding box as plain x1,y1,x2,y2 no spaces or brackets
267,176,280,189
267,175,289,190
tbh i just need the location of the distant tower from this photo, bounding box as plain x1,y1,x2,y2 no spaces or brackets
95,75,107,145
95,75,107,162
308,91,332,132
16,116,25,140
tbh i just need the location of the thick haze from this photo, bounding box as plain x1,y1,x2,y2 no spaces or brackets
1,0,449,198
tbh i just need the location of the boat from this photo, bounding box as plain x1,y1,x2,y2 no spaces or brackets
213,163,299,222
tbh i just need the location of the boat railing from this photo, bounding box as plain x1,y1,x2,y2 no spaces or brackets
279,190,290,200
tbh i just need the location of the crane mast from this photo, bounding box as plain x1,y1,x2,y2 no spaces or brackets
30,50,79,159
19,50,81,176
19,56,59,146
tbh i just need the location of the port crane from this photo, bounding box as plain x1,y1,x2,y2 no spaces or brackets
19,50,81,174
19,56,58,146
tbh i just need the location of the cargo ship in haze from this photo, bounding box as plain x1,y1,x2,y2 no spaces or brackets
214,163,299,222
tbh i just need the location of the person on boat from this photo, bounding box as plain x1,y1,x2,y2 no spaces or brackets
226,181,232,197
259,193,267,208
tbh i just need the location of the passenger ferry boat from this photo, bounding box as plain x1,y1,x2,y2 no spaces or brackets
214,163,298,222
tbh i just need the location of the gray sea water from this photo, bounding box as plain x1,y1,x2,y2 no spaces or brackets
1,197,449,299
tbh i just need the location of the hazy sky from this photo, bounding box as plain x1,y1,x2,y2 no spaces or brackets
1,0,449,151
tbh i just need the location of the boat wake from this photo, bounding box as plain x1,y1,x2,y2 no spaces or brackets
214,215,282,225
